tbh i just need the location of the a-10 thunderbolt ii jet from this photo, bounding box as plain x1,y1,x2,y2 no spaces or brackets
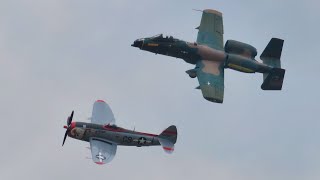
62,100,177,165
132,9,285,103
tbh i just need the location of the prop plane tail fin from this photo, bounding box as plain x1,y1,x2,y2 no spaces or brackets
158,125,177,154
260,38,285,90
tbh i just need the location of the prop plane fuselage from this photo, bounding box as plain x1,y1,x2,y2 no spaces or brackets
65,122,162,147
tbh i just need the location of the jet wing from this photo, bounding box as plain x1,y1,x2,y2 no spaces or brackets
91,100,115,125
196,60,224,103
90,138,117,165
196,9,224,50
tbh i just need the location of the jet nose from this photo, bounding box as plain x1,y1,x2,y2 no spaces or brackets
131,39,144,48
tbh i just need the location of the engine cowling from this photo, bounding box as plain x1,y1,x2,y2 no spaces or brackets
224,40,257,59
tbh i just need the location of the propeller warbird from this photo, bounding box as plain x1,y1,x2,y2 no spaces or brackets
62,100,177,165
132,9,285,103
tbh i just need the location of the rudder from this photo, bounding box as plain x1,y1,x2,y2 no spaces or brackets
260,38,284,67
158,125,177,154
261,68,285,90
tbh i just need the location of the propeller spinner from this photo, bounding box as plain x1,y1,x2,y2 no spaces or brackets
62,111,74,146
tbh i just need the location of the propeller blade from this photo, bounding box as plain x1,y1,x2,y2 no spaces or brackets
62,129,69,146
63,111,74,146
67,111,74,126
70,110,74,120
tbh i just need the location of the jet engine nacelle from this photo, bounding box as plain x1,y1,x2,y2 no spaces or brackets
224,40,257,59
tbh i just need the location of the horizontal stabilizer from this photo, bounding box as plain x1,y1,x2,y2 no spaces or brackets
261,68,285,90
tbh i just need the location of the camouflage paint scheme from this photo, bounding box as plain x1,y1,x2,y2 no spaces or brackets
132,9,285,103
63,100,177,165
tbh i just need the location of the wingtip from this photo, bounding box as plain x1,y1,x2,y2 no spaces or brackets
203,9,222,16
95,162,105,165
163,147,174,154
204,97,223,103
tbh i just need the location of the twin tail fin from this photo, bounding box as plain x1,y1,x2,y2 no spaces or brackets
260,38,285,90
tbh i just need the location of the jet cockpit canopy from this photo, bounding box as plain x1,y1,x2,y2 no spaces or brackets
150,34,177,42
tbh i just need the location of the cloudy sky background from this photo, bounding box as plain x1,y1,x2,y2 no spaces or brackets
0,0,319,179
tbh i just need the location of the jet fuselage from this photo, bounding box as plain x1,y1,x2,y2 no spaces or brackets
132,34,272,74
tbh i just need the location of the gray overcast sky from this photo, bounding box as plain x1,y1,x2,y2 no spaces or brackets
0,0,319,180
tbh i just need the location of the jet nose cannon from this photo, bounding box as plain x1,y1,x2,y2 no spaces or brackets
131,39,144,48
